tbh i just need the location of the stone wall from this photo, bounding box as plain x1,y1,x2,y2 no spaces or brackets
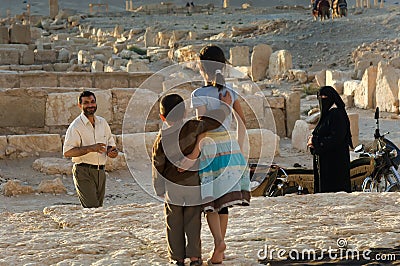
0,128,280,161
0,72,157,90
0,74,299,140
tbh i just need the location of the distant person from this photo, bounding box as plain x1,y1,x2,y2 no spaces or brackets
63,91,118,208
152,93,231,266
313,0,321,10
307,86,353,193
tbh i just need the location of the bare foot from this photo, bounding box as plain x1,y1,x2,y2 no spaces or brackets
209,241,226,264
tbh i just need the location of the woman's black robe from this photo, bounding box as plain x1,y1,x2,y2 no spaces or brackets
312,108,352,193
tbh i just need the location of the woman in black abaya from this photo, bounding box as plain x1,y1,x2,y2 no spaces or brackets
307,86,353,193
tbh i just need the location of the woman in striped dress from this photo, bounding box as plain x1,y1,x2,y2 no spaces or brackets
185,45,250,264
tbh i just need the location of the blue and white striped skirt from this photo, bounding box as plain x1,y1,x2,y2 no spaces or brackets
198,131,250,212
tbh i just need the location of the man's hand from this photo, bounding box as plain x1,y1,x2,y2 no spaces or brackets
107,146,119,158
89,143,107,154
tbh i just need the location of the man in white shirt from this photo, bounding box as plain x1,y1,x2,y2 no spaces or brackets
63,91,118,208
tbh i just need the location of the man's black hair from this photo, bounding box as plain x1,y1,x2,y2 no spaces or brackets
160,94,185,122
79,90,96,104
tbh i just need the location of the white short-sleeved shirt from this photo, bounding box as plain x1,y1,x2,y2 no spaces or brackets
191,85,238,132
63,113,116,165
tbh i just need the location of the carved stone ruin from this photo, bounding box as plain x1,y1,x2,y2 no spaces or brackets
49,0,58,19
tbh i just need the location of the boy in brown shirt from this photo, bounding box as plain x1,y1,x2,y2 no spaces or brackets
152,93,231,265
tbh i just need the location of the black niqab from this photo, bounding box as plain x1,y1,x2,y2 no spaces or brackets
316,86,353,148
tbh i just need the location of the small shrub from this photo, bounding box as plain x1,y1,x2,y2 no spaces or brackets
128,45,147,56
303,84,319,95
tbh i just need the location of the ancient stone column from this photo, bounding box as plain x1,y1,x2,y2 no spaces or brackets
374,0,378,7
26,4,31,24
366,0,371,8
223,0,229,8
355,0,361,8
126,0,129,11
130,0,133,10
380,0,384,8
49,0,58,19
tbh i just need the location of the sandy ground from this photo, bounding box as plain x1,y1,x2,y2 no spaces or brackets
0,0,400,265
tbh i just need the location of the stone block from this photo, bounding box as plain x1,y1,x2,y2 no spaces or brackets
122,132,158,160
0,26,9,44
113,43,126,54
289,69,308,83
376,61,400,113
343,80,360,96
348,113,359,147
268,50,293,79
57,48,70,63
325,70,352,93
144,27,157,47
285,92,301,138
291,120,315,152
91,60,104,72
30,27,43,41
230,46,250,67
59,73,93,88
172,44,203,62
2,180,35,196
0,73,19,88
21,49,34,65
245,129,280,162
37,178,67,194
266,96,285,109
131,73,163,93
46,90,112,126
122,89,159,133
354,66,377,109
0,49,20,65
239,94,265,129
78,50,91,64
0,88,46,127
32,157,73,175
0,136,7,159
342,94,354,108
250,44,272,81
389,57,400,69
34,50,57,63
127,60,150,72
111,88,137,125
162,78,195,93
20,73,58,88
238,81,260,95
157,32,172,48
7,134,62,153
91,46,113,61
53,63,71,72
271,108,286,138
354,52,383,79
93,73,128,89
9,24,31,44
230,66,249,79
0,44,29,50
315,70,326,87
332,81,345,94
49,0,59,19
